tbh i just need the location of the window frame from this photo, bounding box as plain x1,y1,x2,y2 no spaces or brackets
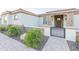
43,16,48,25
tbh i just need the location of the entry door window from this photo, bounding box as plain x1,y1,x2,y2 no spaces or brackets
56,18,62,27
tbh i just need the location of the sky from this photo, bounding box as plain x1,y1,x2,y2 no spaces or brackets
0,0,71,15
0,0,77,15
0,8,65,15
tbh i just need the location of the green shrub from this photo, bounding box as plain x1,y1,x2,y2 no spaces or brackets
0,26,8,31
7,25,21,37
76,36,79,44
24,28,44,48
7,25,12,29
76,33,79,44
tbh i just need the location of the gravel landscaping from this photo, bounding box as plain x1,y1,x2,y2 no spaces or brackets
11,34,49,51
67,40,79,51
33,36,49,51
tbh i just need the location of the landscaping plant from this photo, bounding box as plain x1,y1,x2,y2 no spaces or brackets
0,26,8,31
7,25,21,37
76,32,79,48
24,28,44,48
76,36,79,44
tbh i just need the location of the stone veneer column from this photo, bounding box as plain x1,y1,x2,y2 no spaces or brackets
66,13,74,28
65,13,76,42
47,15,52,26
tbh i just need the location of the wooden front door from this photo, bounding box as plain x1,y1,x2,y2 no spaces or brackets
54,15,63,28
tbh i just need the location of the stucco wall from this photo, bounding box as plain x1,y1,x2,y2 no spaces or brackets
12,13,43,27
1,15,4,24
12,15,22,25
1,14,14,25
1,15,8,25
65,28,76,42
1,13,43,27
74,15,79,29
38,17,43,26
7,15,13,25
44,27,50,36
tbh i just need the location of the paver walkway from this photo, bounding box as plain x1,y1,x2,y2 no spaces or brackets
0,33,35,51
67,40,79,51
42,36,70,51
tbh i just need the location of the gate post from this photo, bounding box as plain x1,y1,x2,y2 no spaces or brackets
44,27,50,36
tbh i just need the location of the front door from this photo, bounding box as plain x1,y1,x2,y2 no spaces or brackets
55,15,63,28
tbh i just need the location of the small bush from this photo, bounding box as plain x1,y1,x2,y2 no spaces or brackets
76,36,79,44
24,28,44,48
7,25,21,37
0,26,8,31
7,25,12,29
76,33,79,43
13,25,24,32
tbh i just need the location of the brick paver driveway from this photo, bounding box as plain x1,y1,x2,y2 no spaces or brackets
0,33,35,51
43,36,70,51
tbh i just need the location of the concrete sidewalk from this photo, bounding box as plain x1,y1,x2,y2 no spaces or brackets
0,33,35,51
42,36,70,51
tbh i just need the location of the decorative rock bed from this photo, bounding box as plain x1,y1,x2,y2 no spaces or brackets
20,33,26,41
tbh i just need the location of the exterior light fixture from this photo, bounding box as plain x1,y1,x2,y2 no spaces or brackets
57,18,61,21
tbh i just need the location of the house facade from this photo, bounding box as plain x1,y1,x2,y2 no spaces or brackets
1,8,79,42
39,8,79,42
1,9,43,27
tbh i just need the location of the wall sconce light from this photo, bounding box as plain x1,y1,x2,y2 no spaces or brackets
57,18,61,21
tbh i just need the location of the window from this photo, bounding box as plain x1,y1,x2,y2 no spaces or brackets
14,14,18,20
3,16,7,23
4,19,7,23
43,16,48,24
